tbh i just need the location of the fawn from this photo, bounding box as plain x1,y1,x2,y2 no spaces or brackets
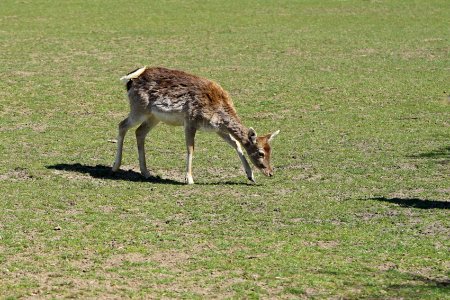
112,67,279,184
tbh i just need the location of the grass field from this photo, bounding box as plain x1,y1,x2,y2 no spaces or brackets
0,0,449,298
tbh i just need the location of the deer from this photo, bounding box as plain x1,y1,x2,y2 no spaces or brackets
112,66,280,184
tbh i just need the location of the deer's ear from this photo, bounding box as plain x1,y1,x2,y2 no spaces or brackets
268,130,280,143
248,127,257,144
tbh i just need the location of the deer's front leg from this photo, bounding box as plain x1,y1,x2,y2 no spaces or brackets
184,125,197,185
217,133,255,183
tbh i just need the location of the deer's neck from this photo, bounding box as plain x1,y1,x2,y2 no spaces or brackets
224,117,250,147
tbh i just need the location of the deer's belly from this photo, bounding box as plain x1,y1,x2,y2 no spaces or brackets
152,110,184,126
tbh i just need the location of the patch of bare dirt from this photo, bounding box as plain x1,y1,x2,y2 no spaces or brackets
104,252,148,268
284,48,309,57
25,271,133,299
419,222,449,236
377,262,398,271
302,240,339,249
157,168,185,183
204,166,239,180
146,273,213,298
289,218,345,226
13,70,37,77
69,257,95,273
98,205,116,213
149,249,192,271
321,86,339,94
355,48,378,57
355,209,402,220
399,48,442,61
163,212,195,226
278,163,313,171
437,188,450,194
294,173,324,181
0,122,47,133
0,167,33,181
354,212,379,221
395,162,419,170
274,188,294,196
0,105,33,117
355,140,381,154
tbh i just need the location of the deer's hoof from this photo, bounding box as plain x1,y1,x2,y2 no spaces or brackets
141,170,151,179
185,175,194,185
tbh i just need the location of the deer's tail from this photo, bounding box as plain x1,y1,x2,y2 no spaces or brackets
120,66,147,84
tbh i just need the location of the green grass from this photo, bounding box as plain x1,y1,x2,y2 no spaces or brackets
0,0,449,298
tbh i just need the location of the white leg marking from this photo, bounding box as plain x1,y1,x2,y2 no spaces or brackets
219,133,255,182
185,126,196,185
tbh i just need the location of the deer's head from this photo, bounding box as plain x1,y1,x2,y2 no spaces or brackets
245,128,280,177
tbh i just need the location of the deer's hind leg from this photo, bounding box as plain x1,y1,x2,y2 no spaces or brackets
113,117,136,172
112,115,146,172
136,116,159,178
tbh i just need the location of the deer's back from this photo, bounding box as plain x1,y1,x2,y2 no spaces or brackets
128,67,238,128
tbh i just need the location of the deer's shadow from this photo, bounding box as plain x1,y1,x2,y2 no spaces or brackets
47,163,183,185
369,197,449,210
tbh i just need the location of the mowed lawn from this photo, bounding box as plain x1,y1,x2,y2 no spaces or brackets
0,0,448,298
